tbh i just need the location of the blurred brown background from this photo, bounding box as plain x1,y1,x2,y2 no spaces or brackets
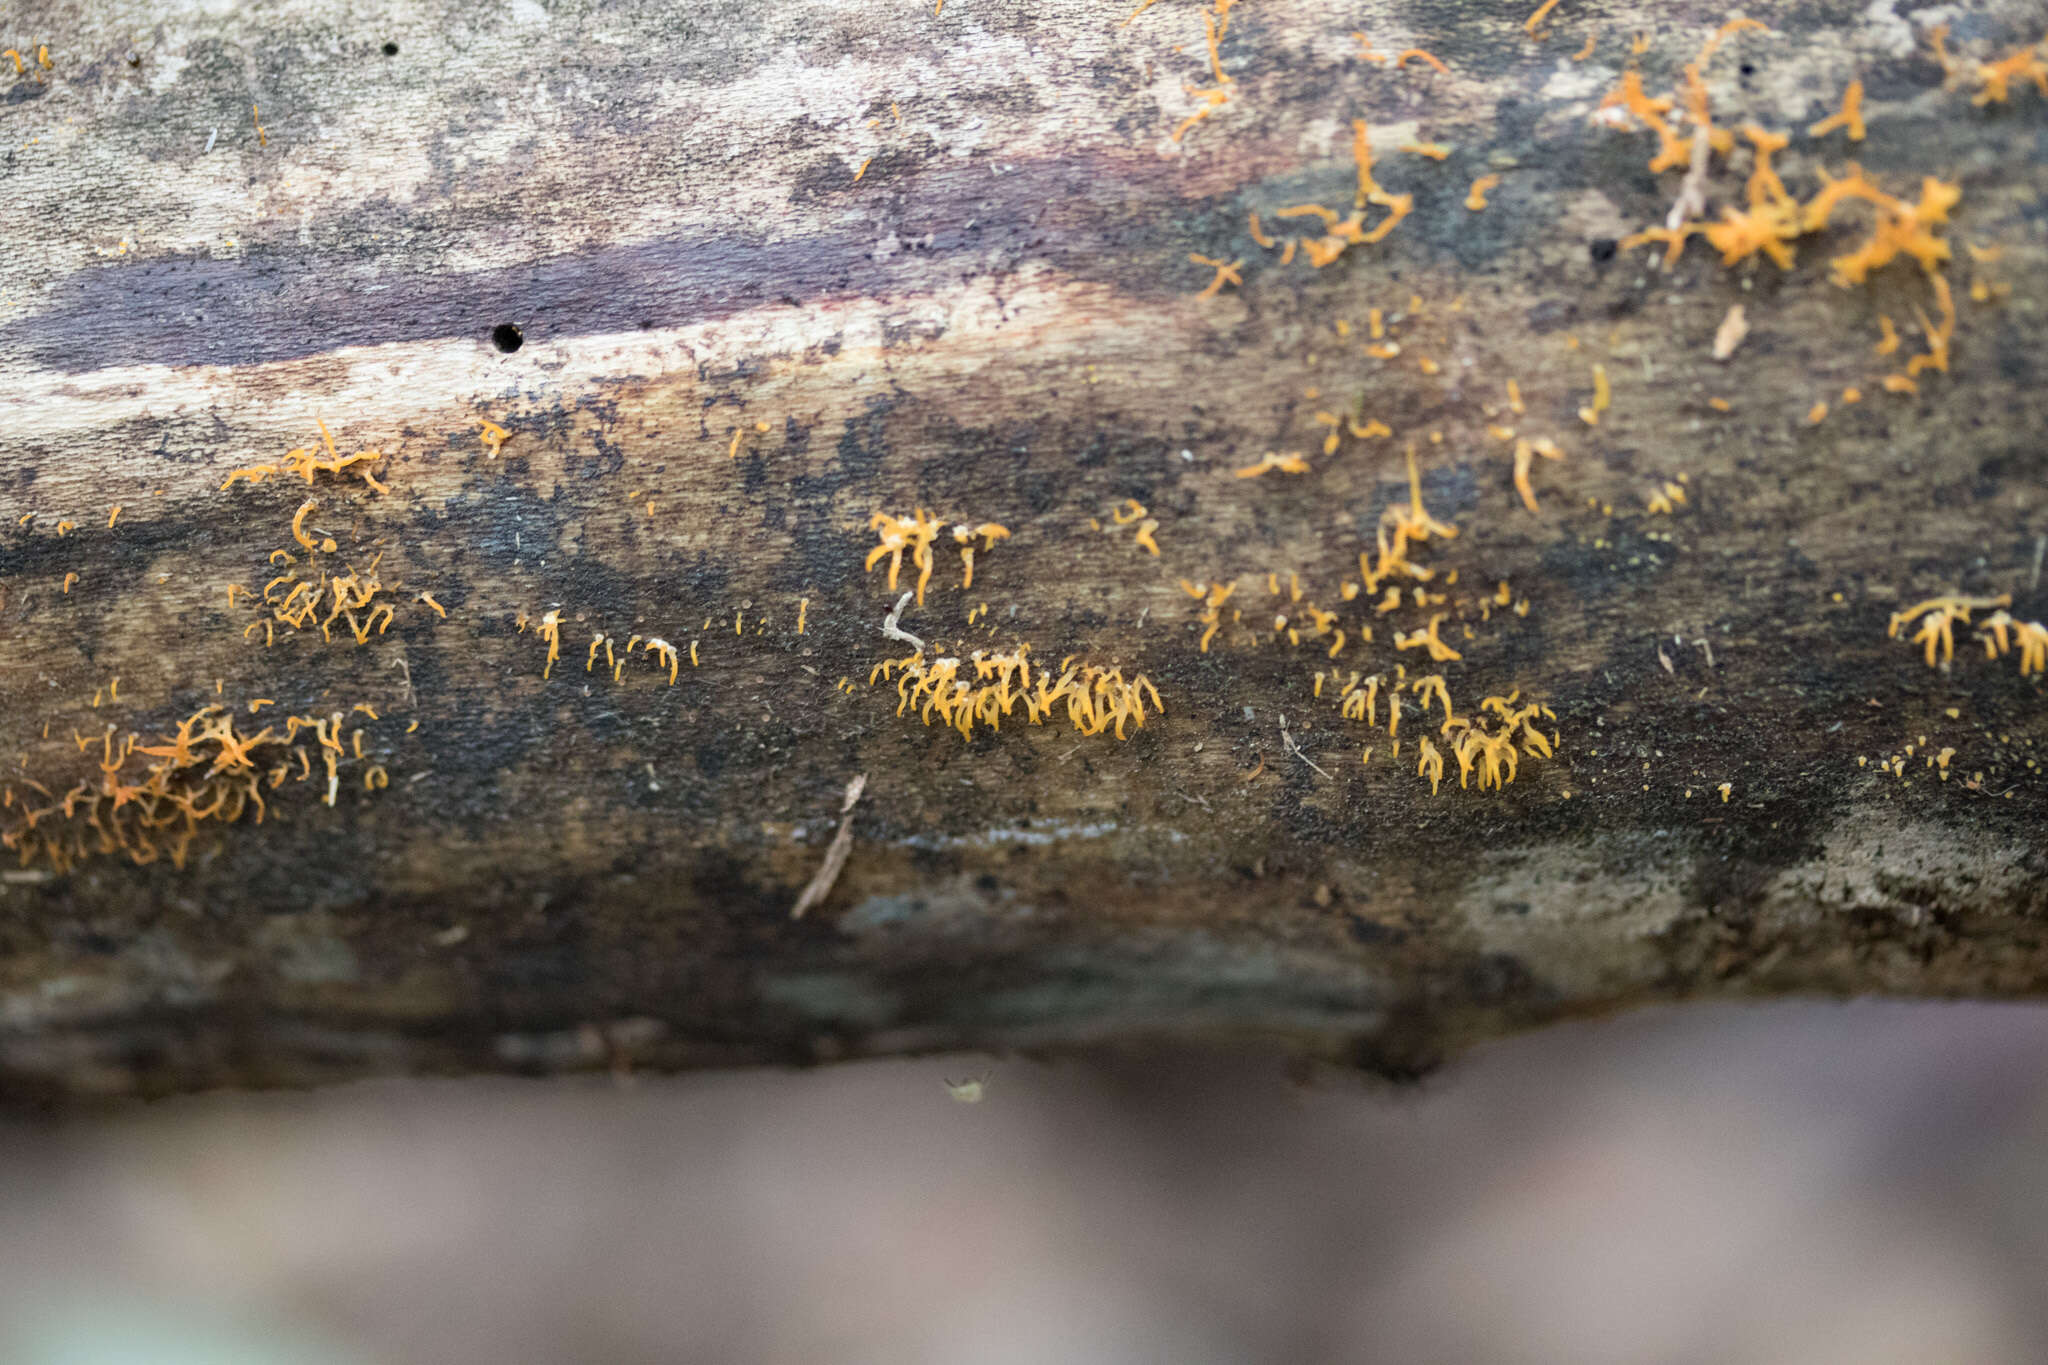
2,1000,2046,1364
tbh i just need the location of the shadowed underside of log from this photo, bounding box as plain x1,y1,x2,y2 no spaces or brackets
0,0,2044,1102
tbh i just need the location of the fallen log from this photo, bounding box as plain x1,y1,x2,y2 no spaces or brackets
1,0,2044,1102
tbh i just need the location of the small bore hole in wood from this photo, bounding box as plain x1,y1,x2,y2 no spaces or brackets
492,323,524,353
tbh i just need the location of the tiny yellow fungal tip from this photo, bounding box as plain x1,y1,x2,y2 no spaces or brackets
473,419,512,461
1233,452,1311,478
1394,47,1450,75
1525,0,1562,37
1189,254,1246,299
1808,79,1866,142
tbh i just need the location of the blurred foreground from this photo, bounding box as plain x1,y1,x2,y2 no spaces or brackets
2,1000,2046,1364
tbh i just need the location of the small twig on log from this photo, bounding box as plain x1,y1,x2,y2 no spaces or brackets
880,591,924,651
1279,715,1331,779
1666,123,1712,231
791,773,868,919
390,655,415,706
1712,305,1749,361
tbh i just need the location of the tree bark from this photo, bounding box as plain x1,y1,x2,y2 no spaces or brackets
1,0,2044,1103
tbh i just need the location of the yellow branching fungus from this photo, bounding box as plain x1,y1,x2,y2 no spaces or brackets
538,609,563,679
1888,593,2010,667
4,700,389,873
1190,253,1245,298
1416,736,1446,794
1929,25,2048,106
1171,10,1234,142
951,521,1010,590
1512,437,1565,513
1394,613,1462,662
1975,611,2048,675
1234,452,1311,478
867,508,944,603
1808,79,1866,140
872,644,1162,743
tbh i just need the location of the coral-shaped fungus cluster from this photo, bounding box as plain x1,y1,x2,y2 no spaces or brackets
1188,448,1476,659
220,419,445,648
867,509,1011,603
1888,594,2047,676
1319,669,1556,796
245,545,398,647
869,644,1162,742
1600,21,2002,398
4,705,388,873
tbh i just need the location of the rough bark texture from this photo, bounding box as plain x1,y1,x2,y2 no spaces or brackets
1,0,2045,1104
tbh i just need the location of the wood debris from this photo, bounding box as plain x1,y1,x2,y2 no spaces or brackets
791,774,868,919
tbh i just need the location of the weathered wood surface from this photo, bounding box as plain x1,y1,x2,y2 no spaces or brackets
1,0,2045,1102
